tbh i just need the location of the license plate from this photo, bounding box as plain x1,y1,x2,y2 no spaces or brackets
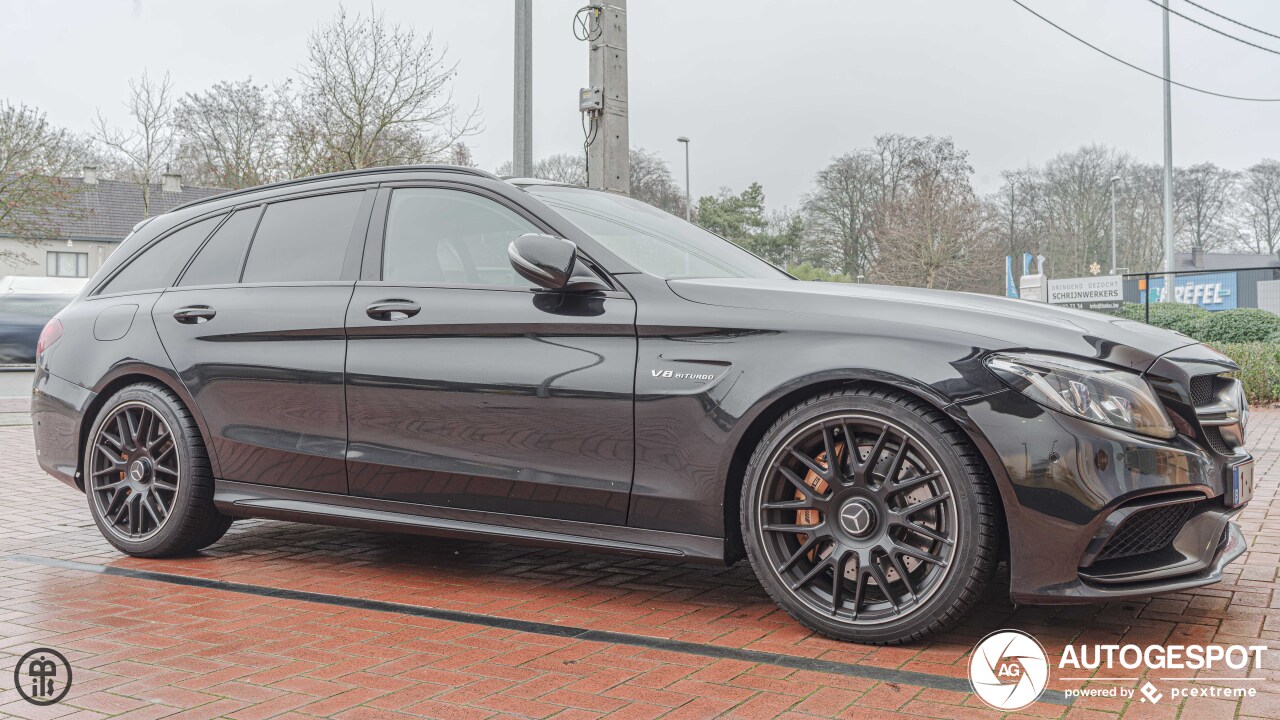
1228,460,1254,508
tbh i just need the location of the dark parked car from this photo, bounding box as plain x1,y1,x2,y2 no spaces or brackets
0,293,76,364
32,166,1252,644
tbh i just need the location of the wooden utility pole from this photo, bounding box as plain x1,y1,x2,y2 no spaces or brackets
586,1,629,194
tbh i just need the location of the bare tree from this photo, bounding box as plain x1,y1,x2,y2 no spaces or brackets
448,142,476,168
1240,159,1280,256
992,146,1174,275
629,147,685,216
876,178,997,291
283,5,480,174
1175,162,1237,253
93,71,177,217
802,151,879,279
495,152,585,184
873,139,994,291
175,79,277,189
803,134,968,280
0,101,88,266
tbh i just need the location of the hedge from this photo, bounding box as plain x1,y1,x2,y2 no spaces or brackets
1116,302,1211,337
1213,342,1280,406
1195,308,1280,344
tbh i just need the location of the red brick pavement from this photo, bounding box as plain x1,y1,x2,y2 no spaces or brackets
0,400,1276,720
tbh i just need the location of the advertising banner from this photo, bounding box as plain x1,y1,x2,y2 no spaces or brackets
1047,275,1123,312
1145,272,1238,311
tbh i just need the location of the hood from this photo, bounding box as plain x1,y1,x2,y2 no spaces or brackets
667,278,1198,371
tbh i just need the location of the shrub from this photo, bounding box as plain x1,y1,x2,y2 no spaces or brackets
787,263,855,283
1194,308,1280,344
1116,302,1211,337
1214,342,1280,406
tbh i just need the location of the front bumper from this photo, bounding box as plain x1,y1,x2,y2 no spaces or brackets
955,386,1250,604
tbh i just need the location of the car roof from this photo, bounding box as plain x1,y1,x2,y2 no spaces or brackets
172,165,502,213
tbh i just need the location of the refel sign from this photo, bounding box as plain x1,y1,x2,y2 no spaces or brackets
1048,276,1123,310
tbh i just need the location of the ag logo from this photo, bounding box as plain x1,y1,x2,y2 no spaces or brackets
968,630,1049,710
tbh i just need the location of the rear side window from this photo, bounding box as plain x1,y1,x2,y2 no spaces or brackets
179,207,260,287
100,215,225,296
241,192,364,283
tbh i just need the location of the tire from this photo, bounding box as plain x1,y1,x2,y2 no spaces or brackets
740,386,998,644
84,382,231,557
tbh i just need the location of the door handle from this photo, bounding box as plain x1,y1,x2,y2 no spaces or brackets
366,300,421,321
173,305,216,324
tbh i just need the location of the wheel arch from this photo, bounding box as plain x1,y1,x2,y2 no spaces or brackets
720,372,1011,566
78,365,220,489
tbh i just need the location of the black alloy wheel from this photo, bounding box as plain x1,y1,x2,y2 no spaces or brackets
85,383,232,557
90,401,181,541
742,387,997,644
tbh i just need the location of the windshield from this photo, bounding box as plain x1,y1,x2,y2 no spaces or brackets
525,185,789,280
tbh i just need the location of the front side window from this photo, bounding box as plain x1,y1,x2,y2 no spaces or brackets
47,251,88,278
99,215,225,295
242,192,364,283
383,188,540,286
525,185,787,280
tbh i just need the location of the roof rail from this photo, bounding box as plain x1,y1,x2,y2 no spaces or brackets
171,164,500,212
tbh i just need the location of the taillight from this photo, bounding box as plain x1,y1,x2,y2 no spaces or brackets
36,318,62,356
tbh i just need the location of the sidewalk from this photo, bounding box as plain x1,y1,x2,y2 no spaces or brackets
0,402,1275,720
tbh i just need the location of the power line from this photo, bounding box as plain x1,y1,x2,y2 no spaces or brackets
1008,0,1280,102
1138,0,1280,56
1179,0,1280,42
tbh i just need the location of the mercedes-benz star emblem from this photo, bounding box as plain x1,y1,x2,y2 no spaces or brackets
839,499,875,537
129,461,145,482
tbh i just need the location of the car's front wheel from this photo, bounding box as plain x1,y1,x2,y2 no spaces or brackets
741,386,998,644
85,383,232,557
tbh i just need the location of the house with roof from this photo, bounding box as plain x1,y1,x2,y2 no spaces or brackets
0,167,223,280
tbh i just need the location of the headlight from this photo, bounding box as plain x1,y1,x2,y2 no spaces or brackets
986,353,1176,439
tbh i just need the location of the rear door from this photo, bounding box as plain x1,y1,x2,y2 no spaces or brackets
154,188,374,494
344,182,637,524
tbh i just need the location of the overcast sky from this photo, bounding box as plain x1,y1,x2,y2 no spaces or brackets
4,0,1279,209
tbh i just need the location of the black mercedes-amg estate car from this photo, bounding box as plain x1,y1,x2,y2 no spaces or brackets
32,165,1253,644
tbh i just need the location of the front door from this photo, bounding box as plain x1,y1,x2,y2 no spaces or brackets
344,185,636,524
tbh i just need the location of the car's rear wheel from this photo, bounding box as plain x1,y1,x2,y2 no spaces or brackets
741,386,997,644
85,383,231,557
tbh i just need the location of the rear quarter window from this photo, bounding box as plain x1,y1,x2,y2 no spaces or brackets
99,215,225,296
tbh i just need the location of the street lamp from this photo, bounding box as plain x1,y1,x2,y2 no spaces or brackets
1109,175,1121,273
677,136,691,222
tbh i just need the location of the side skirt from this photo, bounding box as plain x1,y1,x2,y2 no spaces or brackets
213,480,726,562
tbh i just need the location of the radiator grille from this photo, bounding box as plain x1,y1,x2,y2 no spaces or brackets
1203,427,1233,454
1190,375,1216,406
1095,501,1199,562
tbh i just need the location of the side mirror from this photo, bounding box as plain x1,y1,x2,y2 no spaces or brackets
508,234,609,292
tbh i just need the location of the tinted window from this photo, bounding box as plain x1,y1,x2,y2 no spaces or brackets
241,192,364,283
179,207,260,286
100,215,225,295
525,185,786,280
383,188,539,286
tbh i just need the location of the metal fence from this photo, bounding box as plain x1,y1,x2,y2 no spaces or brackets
1122,266,1280,323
